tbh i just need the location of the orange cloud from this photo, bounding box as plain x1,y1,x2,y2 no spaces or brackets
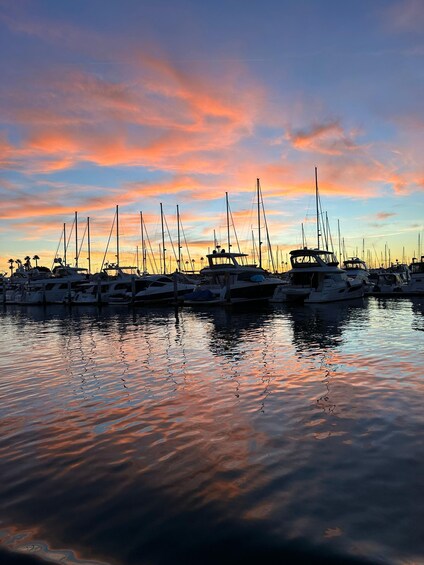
285,120,364,156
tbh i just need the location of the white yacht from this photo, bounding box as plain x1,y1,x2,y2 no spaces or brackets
129,273,196,305
271,248,364,303
184,249,283,305
72,265,138,304
404,256,424,295
367,272,408,296
6,262,88,304
342,257,371,286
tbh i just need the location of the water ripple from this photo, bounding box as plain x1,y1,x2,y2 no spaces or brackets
0,300,423,564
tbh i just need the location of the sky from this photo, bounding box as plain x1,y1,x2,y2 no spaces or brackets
1,0,423,273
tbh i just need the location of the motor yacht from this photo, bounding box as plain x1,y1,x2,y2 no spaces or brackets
72,265,138,304
404,256,424,295
129,273,196,305
6,262,88,304
342,257,371,286
271,248,364,303
367,272,407,296
184,249,283,305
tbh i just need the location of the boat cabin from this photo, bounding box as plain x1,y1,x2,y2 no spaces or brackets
289,249,338,269
205,249,251,270
409,256,424,275
343,257,368,272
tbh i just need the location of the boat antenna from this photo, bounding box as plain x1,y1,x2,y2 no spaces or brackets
301,223,305,248
213,229,219,250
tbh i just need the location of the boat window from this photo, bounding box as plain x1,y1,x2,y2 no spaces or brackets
158,277,172,283
291,255,320,266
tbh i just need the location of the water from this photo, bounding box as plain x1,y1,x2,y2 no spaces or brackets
0,298,423,565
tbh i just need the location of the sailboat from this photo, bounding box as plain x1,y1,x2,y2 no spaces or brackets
73,206,140,304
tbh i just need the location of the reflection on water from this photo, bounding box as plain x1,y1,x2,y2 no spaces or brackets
0,299,423,565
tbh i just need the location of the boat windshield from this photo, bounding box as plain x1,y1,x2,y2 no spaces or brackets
291,252,332,267
344,261,367,270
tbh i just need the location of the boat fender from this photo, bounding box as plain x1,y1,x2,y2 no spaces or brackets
250,274,265,283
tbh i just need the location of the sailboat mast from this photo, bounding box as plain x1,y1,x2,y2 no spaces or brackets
177,205,181,271
139,211,146,274
225,192,231,252
257,178,262,268
63,223,67,265
87,217,91,274
115,205,120,266
160,203,166,274
75,211,78,268
315,167,320,249
252,229,256,264
338,219,342,262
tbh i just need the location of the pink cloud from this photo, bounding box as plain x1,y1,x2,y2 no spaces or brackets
383,0,424,33
375,212,396,220
285,119,364,156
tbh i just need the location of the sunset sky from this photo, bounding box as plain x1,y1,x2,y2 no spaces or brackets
1,0,423,272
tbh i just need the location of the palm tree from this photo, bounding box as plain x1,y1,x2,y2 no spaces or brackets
33,255,40,268
8,259,14,275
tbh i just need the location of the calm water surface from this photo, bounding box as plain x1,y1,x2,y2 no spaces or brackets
0,298,423,565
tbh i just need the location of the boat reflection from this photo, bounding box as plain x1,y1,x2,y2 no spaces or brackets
283,299,366,353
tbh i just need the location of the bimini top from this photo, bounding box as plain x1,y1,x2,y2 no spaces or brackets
289,248,339,269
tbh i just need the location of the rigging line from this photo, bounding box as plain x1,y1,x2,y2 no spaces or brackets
144,224,159,274
260,184,276,272
180,221,193,268
66,216,75,251
163,214,179,265
317,192,328,250
51,228,64,270
326,213,335,254
228,204,242,255
100,212,116,271
77,222,88,261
